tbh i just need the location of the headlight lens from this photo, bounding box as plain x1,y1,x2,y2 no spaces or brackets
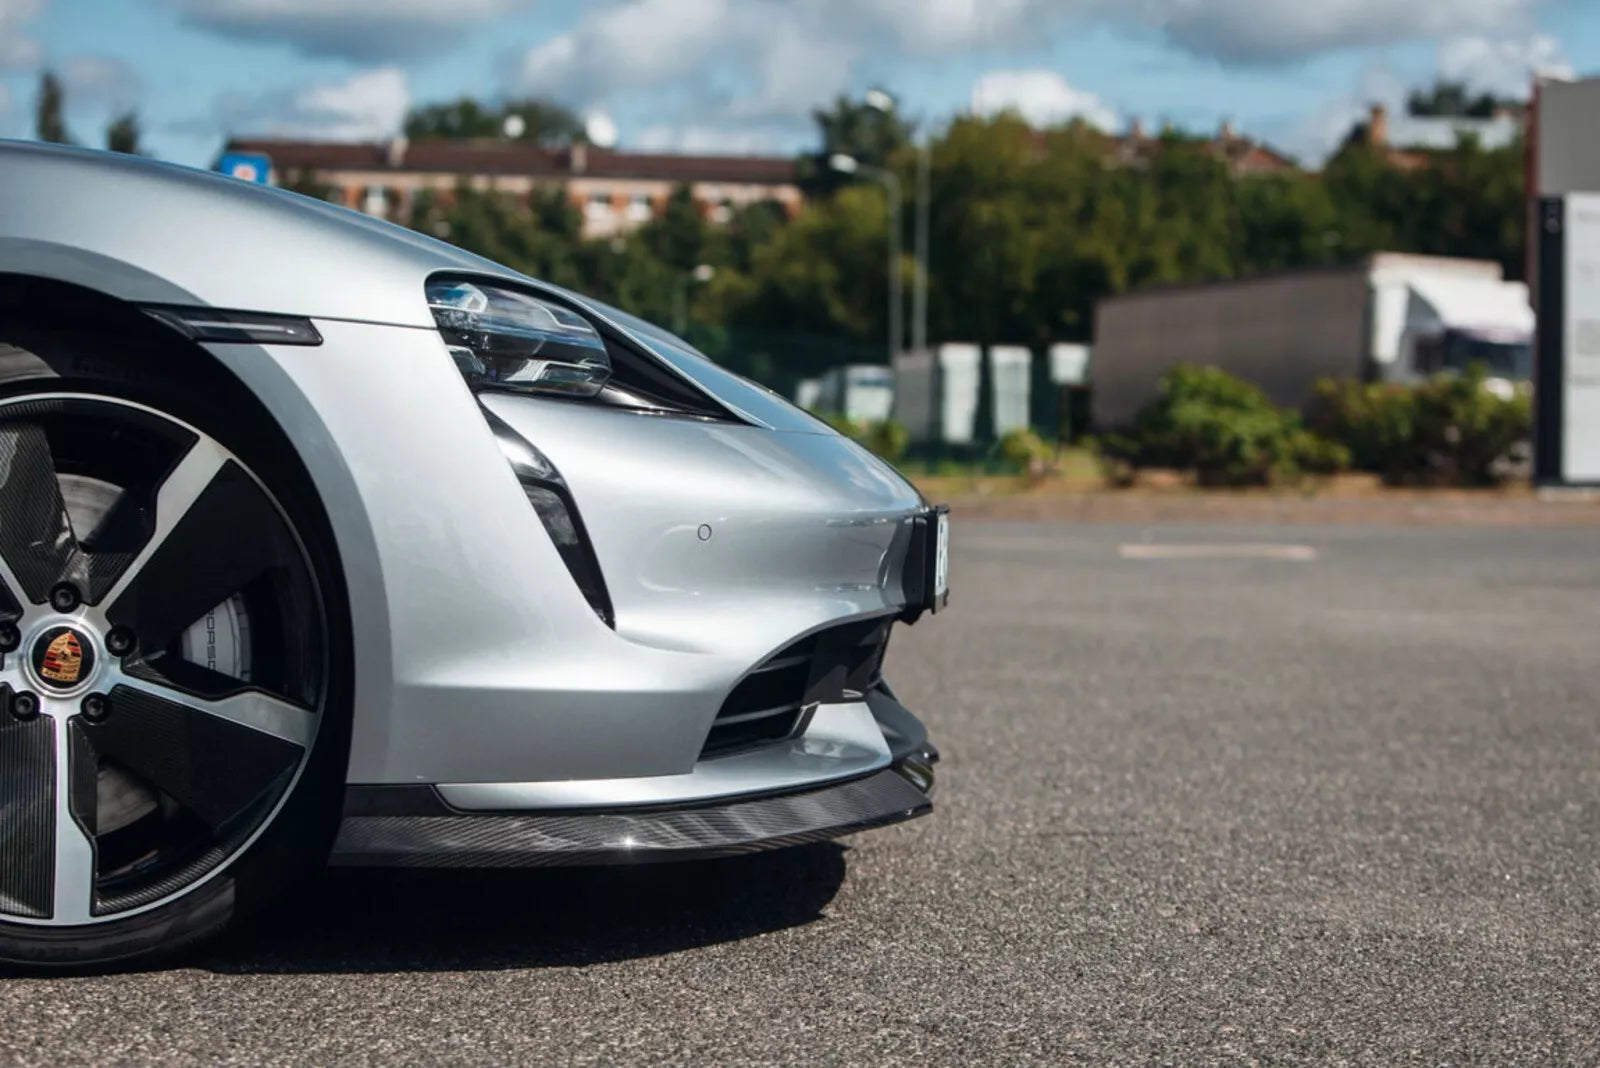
426,279,611,398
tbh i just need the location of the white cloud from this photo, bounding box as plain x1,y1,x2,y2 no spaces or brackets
1437,33,1573,98
210,66,409,140
830,0,1053,53
1272,29,1562,168
506,0,1555,160
173,0,535,60
1140,0,1546,63
514,0,859,151
517,0,733,101
737,29,856,118
634,122,790,154
0,0,47,70
971,70,1119,131
515,0,1060,111
838,0,1554,65
513,0,1070,151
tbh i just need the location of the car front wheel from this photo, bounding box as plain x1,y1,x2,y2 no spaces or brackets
0,363,349,968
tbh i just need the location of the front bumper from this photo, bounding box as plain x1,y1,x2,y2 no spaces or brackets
328,758,933,868
330,691,938,867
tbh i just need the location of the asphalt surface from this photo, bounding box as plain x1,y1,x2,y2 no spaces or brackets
4,521,1599,1065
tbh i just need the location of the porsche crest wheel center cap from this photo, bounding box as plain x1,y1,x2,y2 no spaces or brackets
30,624,96,693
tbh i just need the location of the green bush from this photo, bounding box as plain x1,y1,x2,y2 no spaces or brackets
859,418,910,464
817,411,860,437
815,412,910,464
1309,366,1531,485
1101,365,1347,486
997,427,1052,474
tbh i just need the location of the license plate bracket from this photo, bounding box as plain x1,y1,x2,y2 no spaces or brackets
902,505,950,616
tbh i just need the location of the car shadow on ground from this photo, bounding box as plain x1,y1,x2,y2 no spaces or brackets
200,843,849,975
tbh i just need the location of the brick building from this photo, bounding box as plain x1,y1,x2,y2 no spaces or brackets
224,137,804,238
1024,119,1298,177
1116,120,1298,176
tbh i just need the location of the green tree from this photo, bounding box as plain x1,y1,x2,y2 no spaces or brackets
35,71,71,144
1320,141,1412,254
1407,134,1526,279
388,74,1537,407
405,97,583,145
924,114,1042,347
636,184,707,272
710,184,891,356
799,92,916,195
105,110,142,155
1233,172,1341,272
573,238,677,325
716,199,789,273
1323,131,1525,278
281,167,335,201
1407,80,1519,119
408,183,585,289
813,92,913,168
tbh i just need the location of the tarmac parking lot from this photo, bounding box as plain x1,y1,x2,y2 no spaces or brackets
3,520,1598,1065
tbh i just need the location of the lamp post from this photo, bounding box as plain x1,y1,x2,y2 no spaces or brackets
829,153,901,364
859,90,930,355
672,263,715,335
912,138,929,354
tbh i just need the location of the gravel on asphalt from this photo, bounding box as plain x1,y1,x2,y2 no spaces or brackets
2,521,1596,1065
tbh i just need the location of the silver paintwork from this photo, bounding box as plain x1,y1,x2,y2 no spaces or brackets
49,711,96,925
438,700,891,810
0,141,933,816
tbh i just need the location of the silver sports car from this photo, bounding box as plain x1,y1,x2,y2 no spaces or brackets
0,140,946,967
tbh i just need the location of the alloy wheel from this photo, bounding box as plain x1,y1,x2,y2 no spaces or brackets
0,394,326,926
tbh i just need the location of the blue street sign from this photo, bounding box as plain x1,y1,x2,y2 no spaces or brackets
217,152,272,184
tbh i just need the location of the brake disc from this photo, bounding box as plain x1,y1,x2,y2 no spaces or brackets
60,476,255,834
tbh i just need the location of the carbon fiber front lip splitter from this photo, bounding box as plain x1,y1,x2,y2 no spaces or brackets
328,765,932,868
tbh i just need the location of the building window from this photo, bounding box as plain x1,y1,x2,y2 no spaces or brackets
363,185,388,218
585,191,614,219
709,196,734,224
626,193,653,222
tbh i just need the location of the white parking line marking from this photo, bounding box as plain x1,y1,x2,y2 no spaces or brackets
1119,543,1319,561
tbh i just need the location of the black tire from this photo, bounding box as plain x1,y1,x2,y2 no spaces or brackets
0,315,352,970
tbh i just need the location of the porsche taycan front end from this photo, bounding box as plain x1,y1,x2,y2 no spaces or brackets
0,141,947,967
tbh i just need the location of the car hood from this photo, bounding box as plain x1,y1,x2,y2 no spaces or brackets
0,140,839,436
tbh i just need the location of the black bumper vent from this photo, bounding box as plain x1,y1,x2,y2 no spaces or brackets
700,616,893,759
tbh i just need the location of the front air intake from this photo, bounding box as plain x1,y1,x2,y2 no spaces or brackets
481,407,614,626
700,617,893,758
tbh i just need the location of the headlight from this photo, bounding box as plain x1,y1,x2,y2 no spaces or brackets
426,279,611,398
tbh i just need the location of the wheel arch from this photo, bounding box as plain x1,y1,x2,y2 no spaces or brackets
0,270,378,788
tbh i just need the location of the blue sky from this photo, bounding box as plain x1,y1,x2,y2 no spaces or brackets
0,0,1595,168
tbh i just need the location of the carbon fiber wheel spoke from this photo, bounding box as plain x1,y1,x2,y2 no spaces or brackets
0,557,24,624
0,711,56,918
0,708,97,924
0,421,76,606
80,685,304,834
103,448,308,659
108,672,316,750
96,437,230,636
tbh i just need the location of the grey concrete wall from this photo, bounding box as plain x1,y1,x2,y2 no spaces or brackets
1092,268,1371,428
1537,76,1600,195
